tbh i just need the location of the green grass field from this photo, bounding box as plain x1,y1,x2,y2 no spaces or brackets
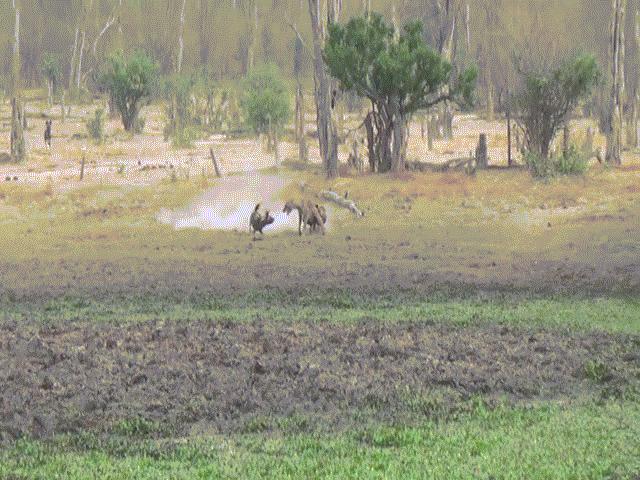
2,401,639,479
1,160,639,479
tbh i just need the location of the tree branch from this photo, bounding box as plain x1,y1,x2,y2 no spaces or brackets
285,15,315,61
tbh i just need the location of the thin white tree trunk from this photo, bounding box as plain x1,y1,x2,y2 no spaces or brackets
76,29,86,91
177,0,187,74
606,0,626,165
69,27,79,92
11,1,24,162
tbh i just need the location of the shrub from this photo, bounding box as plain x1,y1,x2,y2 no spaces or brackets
133,115,145,134
555,145,589,175
100,51,158,132
524,151,555,178
241,64,290,148
86,109,105,143
171,125,200,148
525,144,589,178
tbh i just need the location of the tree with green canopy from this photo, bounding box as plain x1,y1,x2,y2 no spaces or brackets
100,51,158,132
514,53,600,161
41,53,61,107
241,63,291,153
324,13,477,173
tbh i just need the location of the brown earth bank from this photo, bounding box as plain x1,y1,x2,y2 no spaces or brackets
0,255,639,304
1,319,638,442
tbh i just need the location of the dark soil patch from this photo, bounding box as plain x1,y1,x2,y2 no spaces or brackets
1,320,637,441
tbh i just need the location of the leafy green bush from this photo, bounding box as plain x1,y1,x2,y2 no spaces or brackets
524,151,555,178
555,145,589,175
100,51,158,132
133,115,145,134
525,144,589,178
241,64,290,146
171,125,200,148
86,109,105,143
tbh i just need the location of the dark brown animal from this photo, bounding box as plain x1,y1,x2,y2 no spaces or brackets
44,120,52,148
307,204,327,232
283,200,326,235
249,204,275,240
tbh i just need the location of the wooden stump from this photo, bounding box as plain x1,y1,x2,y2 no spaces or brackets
209,147,221,177
475,133,488,169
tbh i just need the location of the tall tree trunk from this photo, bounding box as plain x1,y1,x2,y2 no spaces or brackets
438,0,456,139
76,29,85,92
606,0,626,165
10,1,25,163
69,27,79,93
486,85,494,121
248,2,258,72
177,0,187,74
308,0,339,178
632,6,640,148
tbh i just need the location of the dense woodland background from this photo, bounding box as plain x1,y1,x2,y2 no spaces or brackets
0,0,629,107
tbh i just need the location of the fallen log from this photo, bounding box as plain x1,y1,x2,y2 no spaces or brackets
320,190,364,217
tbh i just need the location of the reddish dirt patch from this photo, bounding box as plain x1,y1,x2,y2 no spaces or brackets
1,319,637,441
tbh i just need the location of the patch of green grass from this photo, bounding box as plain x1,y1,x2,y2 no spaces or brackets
1,401,638,479
4,294,639,334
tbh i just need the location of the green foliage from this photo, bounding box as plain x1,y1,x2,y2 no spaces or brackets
555,145,589,175
40,53,61,92
162,73,197,138
240,64,290,137
525,145,589,178
86,109,105,143
583,360,612,383
324,13,476,171
2,402,639,479
324,14,476,114
516,53,600,159
171,125,199,148
100,51,158,132
133,115,145,134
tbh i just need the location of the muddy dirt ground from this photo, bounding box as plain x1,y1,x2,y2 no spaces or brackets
1,319,638,441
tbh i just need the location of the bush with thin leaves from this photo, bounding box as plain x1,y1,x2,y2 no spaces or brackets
86,109,105,143
515,54,600,161
241,64,290,149
100,51,158,132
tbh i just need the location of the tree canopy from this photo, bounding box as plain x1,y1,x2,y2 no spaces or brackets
241,63,290,139
515,53,600,160
324,13,476,172
100,50,158,132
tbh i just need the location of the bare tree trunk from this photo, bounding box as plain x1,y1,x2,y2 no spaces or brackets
47,80,53,107
248,2,258,72
308,0,339,178
606,0,626,165
76,29,86,92
69,27,79,93
177,0,187,74
438,0,456,139
61,90,66,123
465,3,471,52
296,80,308,162
507,102,512,166
486,85,494,121
632,6,640,148
10,1,25,163
475,133,488,168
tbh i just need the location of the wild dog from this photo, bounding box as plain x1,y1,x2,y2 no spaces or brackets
307,204,327,232
44,120,52,148
249,203,275,240
283,200,326,235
